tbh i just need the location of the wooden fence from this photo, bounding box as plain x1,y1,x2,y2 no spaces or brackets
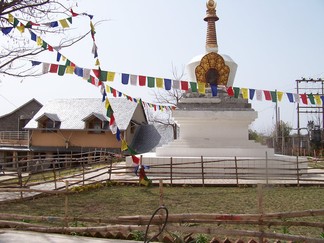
0,184,323,242
0,152,324,194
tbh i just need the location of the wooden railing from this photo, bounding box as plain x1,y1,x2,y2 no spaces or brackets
0,131,29,146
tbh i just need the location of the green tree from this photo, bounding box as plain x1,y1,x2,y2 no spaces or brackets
248,129,265,144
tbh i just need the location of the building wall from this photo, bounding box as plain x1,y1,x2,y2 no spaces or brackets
30,130,121,148
124,105,147,142
0,99,42,131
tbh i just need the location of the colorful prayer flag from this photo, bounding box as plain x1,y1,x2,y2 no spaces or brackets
107,72,115,81
139,76,146,86
197,82,206,94
190,82,198,92
249,89,256,100
156,78,163,88
181,81,189,91
263,90,271,101
147,77,155,88
121,139,128,151
164,79,172,90
122,73,129,85
241,88,248,99
227,87,234,96
210,84,218,96
59,19,69,28
130,75,137,85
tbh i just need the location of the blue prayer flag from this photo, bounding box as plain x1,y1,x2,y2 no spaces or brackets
164,79,172,90
121,73,129,85
210,84,218,96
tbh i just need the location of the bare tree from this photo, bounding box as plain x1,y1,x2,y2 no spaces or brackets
149,65,186,139
0,0,91,78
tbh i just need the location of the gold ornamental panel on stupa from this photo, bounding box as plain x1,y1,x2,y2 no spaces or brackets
195,52,230,86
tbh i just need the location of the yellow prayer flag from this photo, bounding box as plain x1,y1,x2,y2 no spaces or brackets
140,178,150,186
8,14,14,23
62,56,66,61
65,66,75,74
90,21,95,32
59,19,69,28
197,82,206,94
314,94,322,105
121,139,128,151
17,25,25,33
241,88,248,99
107,72,115,82
156,78,163,88
105,97,110,109
277,91,284,102
95,58,100,66
36,37,43,46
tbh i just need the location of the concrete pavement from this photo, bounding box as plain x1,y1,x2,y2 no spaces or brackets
0,229,142,243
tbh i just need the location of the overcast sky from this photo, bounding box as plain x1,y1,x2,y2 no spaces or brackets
1,0,324,134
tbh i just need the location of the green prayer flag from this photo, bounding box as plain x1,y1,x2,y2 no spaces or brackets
65,59,71,66
67,17,72,24
41,41,48,49
190,82,198,92
106,106,113,118
233,87,240,98
128,146,138,155
13,18,19,28
58,65,66,76
100,70,108,81
308,94,315,105
270,91,277,102
147,77,155,88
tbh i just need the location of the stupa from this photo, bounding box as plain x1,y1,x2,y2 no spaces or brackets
126,0,306,177
155,0,273,158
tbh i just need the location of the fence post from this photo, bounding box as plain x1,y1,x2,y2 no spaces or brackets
159,180,164,206
82,161,85,186
18,168,23,199
257,184,264,243
52,162,57,190
265,152,269,185
234,156,239,186
296,155,300,187
170,157,173,187
108,160,113,181
201,156,205,187
65,181,69,227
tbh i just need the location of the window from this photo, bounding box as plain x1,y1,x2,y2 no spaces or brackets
130,121,137,134
40,118,59,133
88,119,104,134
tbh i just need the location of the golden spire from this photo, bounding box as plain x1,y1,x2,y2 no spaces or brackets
204,0,219,53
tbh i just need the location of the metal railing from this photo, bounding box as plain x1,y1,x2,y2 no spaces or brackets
0,131,29,146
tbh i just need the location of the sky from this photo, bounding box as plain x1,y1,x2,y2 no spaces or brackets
1,0,324,135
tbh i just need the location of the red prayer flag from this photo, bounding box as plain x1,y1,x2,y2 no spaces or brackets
132,155,140,164
181,81,189,91
263,90,272,100
92,69,100,78
49,64,58,73
227,87,234,96
70,9,79,17
300,93,308,104
47,45,53,52
139,76,146,86
112,88,117,97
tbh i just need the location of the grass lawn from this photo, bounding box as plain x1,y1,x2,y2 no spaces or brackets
0,184,323,240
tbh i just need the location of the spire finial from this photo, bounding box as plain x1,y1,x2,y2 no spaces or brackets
204,0,219,53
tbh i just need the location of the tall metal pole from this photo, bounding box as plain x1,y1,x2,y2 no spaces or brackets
296,80,300,156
